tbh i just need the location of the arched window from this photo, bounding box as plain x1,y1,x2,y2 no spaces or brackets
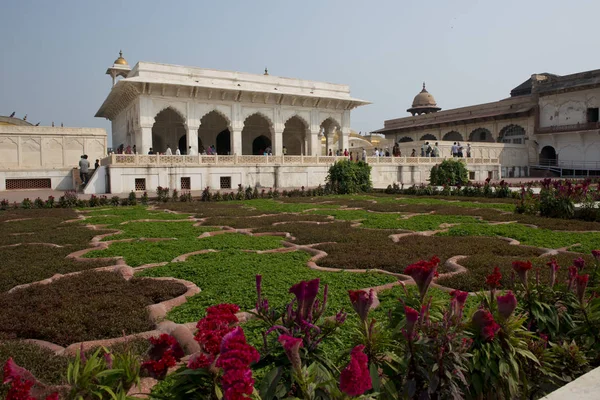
420,134,437,141
398,136,413,143
443,131,463,141
469,128,493,143
498,125,526,144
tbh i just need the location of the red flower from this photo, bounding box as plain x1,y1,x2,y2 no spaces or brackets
512,260,533,287
592,250,600,261
142,334,184,379
472,310,500,341
404,256,440,299
485,267,502,289
576,274,589,304
5,376,34,400
289,279,321,322
573,257,586,271
404,306,420,338
216,327,260,400
278,334,303,374
339,345,372,397
496,291,517,319
194,304,240,357
348,289,376,322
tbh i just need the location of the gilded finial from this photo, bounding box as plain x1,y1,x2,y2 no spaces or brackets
119,50,123,58
422,82,426,91
264,67,269,76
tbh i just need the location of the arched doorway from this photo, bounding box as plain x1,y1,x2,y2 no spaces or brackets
152,108,186,154
540,146,557,166
198,111,230,154
320,118,341,155
443,131,463,141
469,128,494,143
216,130,231,155
283,116,308,155
252,135,271,155
243,113,273,155
178,135,186,154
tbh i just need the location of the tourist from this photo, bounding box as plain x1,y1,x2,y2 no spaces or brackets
385,148,390,157
433,142,440,157
94,159,100,170
411,149,416,157
188,146,195,156
328,149,333,156
125,145,132,154
211,145,217,154
166,145,173,155
466,143,472,158
132,145,137,154
362,148,367,161
283,146,287,155
148,147,154,155
344,148,349,157
451,142,458,157
457,142,464,158
79,155,90,185
373,148,378,157
350,152,353,161
175,148,181,155
421,142,427,157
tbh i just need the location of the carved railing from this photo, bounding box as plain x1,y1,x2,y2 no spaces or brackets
537,122,600,134
100,154,500,167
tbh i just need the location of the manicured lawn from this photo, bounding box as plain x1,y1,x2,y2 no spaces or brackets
102,221,217,241
82,206,191,227
135,250,397,323
84,233,284,267
438,222,600,253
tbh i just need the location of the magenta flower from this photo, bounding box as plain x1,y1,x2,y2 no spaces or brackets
512,260,533,287
592,250,600,262
216,327,260,400
278,334,303,374
289,278,321,322
546,259,560,286
576,274,589,304
485,266,502,289
339,345,372,397
348,289,377,322
404,306,420,338
404,256,440,300
573,257,586,271
497,291,518,319
567,265,578,291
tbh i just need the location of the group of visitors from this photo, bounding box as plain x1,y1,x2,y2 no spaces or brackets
419,142,441,157
451,142,471,158
115,144,137,154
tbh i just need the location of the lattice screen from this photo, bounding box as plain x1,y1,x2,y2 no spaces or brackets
181,177,191,190
5,179,51,190
220,176,232,189
134,178,146,191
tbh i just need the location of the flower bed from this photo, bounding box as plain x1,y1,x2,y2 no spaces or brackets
0,271,187,346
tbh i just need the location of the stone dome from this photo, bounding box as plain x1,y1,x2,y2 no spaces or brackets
407,83,441,115
412,84,437,107
114,50,128,65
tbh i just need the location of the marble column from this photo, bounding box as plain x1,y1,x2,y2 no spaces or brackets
231,128,242,155
186,125,198,155
309,129,321,156
272,129,283,156
137,126,153,154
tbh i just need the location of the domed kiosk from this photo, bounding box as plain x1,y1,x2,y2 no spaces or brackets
407,83,441,116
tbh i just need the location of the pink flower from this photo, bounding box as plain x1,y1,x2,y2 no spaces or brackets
289,278,321,322
546,259,560,286
216,327,260,400
348,289,376,322
450,290,468,320
512,260,533,287
576,274,589,304
278,335,303,374
485,267,502,289
339,345,372,397
472,310,500,341
573,257,586,271
404,256,440,299
404,306,420,338
496,291,518,319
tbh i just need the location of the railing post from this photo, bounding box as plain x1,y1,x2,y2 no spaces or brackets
156,154,160,164
301,154,304,164
316,154,319,164
234,154,238,164
134,154,139,165
215,154,219,164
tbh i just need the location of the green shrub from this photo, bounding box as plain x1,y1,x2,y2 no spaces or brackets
429,159,469,186
326,160,372,194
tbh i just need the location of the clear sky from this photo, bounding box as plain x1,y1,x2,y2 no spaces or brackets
2,0,600,138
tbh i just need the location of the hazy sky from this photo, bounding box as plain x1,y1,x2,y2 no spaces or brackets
2,0,600,139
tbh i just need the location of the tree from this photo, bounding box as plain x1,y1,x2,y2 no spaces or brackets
326,160,372,194
429,159,469,186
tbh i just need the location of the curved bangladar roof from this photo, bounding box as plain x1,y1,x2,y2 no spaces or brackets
96,61,371,120
0,116,33,126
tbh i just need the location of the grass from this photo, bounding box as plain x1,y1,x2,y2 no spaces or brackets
102,221,217,241
202,213,331,229
438,222,600,253
244,199,340,213
0,271,187,346
82,206,191,227
310,209,483,231
84,233,284,267
135,250,397,324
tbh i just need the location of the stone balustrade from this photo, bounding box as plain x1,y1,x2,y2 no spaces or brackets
100,154,500,167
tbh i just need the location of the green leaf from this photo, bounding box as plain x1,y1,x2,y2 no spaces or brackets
259,366,283,399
